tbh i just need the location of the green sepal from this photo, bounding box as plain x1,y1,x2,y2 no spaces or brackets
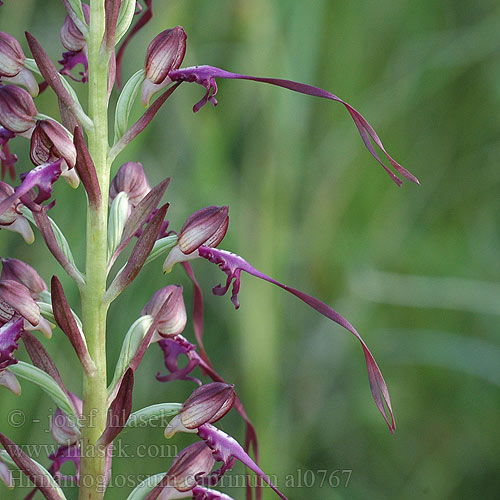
108,192,130,258
114,69,145,143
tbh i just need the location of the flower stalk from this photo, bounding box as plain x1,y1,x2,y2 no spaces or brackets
79,2,111,499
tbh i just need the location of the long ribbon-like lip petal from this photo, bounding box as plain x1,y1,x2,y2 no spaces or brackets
198,246,395,432
169,65,419,186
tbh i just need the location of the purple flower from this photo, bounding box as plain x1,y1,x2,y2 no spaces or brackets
142,285,187,341
0,279,40,327
163,206,229,273
50,393,82,446
0,31,38,96
0,160,63,217
165,383,235,438
0,84,37,134
142,26,187,106
0,317,23,371
48,444,80,484
168,65,418,186
109,161,151,209
30,119,79,188
1,257,48,299
58,4,90,83
197,246,395,432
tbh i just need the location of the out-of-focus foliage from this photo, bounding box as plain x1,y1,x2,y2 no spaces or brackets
1,0,499,499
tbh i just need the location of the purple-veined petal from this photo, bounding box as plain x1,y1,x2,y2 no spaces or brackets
198,246,395,432
197,424,288,500
0,317,23,370
169,65,419,186
59,50,88,83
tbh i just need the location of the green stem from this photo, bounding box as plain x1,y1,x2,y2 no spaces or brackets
79,2,111,499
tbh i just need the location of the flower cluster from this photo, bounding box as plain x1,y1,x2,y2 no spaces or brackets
0,2,418,499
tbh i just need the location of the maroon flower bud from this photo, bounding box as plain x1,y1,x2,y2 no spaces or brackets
60,4,90,53
109,161,151,208
178,206,229,255
142,26,187,106
0,32,38,96
163,206,229,273
30,119,79,188
1,258,47,299
0,84,37,134
0,31,25,77
161,442,215,493
0,279,40,326
142,285,187,341
165,383,235,438
0,182,34,244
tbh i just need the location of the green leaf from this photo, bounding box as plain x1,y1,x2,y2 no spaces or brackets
124,403,183,432
8,362,77,419
144,235,178,267
114,69,145,143
125,473,164,500
115,0,138,45
108,192,130,258
108,316,154,399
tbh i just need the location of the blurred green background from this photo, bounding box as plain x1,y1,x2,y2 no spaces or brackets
1,0,500,499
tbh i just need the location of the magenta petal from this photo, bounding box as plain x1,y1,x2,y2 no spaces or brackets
0,160,62,217
169,65,419,186
198,246,395,432
198,424,288,500
48,444,80,484
0,127,17,180
157,336,202,384
0,317,23,370
58,50,88,83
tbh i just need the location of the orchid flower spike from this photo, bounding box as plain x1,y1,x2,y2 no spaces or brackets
142,26,187,107
163,206,229,273
0,31,38,96
142,285,187,341
168,65,419,186
59,3,90,83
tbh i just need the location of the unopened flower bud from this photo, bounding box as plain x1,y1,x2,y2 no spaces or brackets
142,26,187,106
0,32,38,96
30,120,79,188
178,206,229,254
0,182,35,244
164,442,215,492
165,382,235,438
109,162,151,208
60,4,90,53
163,206,229,273
0,31,25,77
142,285,186,341
0,280,39,326
0,84,37,133
1,257,47,299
